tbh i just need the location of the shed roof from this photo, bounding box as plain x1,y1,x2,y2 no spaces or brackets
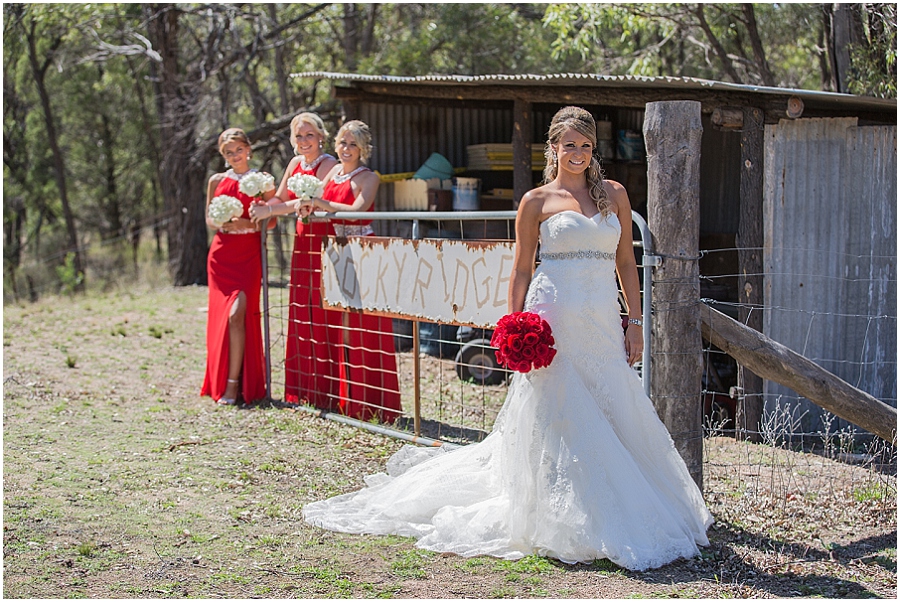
292,71,896,118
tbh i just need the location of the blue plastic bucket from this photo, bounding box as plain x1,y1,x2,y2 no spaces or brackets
452,177,480,211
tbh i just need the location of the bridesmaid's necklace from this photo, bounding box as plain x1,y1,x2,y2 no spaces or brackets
300,153,328,172
226,168,256,181
333,165,367,184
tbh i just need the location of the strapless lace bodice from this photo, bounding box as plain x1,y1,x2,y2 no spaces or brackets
539,210,621,257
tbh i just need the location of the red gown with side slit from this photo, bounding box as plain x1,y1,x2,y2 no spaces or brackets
200,171,267,403
283,155,344,410
323,168,402,423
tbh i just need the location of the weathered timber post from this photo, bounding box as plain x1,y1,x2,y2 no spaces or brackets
512,98,533,206
736,107,765,442
644,101,704,487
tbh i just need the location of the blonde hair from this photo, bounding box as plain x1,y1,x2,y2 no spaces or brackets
543,106,610,214
289,112,330,152
335,120,373,164
217,127,251,155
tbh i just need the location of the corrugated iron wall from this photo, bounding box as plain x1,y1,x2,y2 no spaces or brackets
763,118,897,432
359,103,513,175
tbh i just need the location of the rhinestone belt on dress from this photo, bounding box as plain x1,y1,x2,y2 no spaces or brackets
540,250,616,261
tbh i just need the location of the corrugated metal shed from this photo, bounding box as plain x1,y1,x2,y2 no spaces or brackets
763,118,897,431
293,71,897,115
300,71,896,434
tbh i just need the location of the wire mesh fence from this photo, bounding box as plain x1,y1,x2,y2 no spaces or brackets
260,210,649,445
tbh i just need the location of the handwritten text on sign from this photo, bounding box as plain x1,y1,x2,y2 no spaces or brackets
321,236,515,328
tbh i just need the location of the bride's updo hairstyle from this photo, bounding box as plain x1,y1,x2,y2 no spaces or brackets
543,106,610,215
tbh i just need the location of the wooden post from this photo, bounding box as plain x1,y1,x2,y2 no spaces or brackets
736,107,765,442
700,305,897,444
644,101,704,487
512,98,533,206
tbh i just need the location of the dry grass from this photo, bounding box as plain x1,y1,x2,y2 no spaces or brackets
3,286,896,598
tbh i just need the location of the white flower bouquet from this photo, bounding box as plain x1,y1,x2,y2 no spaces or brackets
208,195,244,228
286,173,324,201
238,171,276,198
287,174,325,224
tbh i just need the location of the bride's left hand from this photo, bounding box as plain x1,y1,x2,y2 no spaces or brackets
625,324,643,366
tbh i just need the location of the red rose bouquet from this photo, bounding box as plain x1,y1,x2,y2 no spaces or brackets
490,311,557,373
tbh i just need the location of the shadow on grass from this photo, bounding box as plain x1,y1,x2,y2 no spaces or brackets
552,522,893,598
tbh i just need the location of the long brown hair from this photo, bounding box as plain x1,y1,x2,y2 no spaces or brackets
543,106,610,215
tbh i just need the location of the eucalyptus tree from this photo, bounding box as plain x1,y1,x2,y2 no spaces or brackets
5,5,86,291
825,3,896,97
541,3,880,93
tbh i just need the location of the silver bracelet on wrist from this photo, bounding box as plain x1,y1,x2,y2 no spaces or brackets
627,318,643,327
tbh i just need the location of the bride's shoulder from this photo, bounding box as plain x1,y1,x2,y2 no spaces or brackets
603,179,630,211
602,178,626,195
518,185,552,218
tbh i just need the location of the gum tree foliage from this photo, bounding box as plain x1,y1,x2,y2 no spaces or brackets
543,3,894,96
826,3,896,98
4,3,891,297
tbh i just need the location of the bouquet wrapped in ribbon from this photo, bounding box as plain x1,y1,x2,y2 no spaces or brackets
490,311,557,373
208,195,244,228
238,171,276,199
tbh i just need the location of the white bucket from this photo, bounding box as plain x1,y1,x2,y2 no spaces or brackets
452,177,480,211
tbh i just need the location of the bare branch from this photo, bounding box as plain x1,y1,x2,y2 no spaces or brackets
693,3,743,83
79,28,162,64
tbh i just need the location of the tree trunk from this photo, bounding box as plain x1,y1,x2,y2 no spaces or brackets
818,12,836,92
269,4,291,116
3,195,26,300
343,4,360,71
741,4,776,86
827,3,867,93
26,20,84,291
644,100,704,488
145,4,209,286
360,3,378,58
99,109,123,240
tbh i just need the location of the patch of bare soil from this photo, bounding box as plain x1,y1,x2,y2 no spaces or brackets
3,287,896,598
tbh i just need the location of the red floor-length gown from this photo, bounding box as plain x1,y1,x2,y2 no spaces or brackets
324,168,402,423
283,155,344,410
201,171,267,403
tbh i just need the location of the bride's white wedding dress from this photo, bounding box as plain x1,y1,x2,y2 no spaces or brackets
303,210,713,571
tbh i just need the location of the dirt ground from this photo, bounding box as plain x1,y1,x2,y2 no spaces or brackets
3,286,896,598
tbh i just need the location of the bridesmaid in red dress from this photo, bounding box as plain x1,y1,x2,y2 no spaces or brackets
249,113,340,410
296,120,403,423
201,128,275,405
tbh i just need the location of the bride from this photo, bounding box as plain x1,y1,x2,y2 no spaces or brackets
303,106,713,571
